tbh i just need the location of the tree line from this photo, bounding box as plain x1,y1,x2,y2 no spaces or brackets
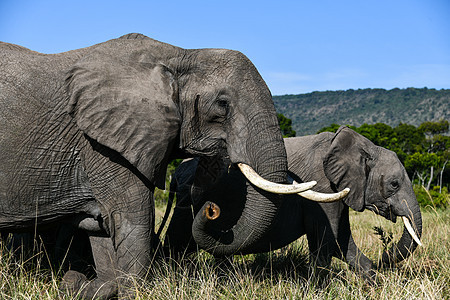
273,87,450,136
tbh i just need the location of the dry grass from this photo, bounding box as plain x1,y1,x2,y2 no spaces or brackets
1,208,448,299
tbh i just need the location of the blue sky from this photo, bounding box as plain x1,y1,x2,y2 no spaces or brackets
1,0,449,95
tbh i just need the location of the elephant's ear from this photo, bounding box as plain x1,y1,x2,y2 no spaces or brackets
65,53,181,189
323,126,373,211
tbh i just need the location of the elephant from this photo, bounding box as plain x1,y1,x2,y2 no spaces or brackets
0,33,323,298
163,126,423,280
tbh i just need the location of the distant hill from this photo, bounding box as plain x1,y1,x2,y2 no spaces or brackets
273,88,450,136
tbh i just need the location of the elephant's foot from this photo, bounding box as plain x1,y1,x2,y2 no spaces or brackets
60,270,118,299
349,261,378,285
60,270,88,295
307,265,332,289
361,268,378,286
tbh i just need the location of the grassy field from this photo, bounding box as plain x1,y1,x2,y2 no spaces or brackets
1,207,448,299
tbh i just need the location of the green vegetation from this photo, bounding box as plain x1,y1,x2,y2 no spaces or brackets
318,120,449,208
1,208,448,299
273,88,450,136
154,158,183,208
277,113,296,137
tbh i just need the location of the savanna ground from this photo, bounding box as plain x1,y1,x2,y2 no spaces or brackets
0,205,448,299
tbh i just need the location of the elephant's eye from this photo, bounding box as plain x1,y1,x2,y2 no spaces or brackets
390,180,399,189
207,97,229,124
214,97,229,117
217,98,229,111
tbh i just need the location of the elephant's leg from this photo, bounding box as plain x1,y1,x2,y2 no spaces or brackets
339,234,376,281
91,208,153,299
61,235,118,299
304,204,336,280
60,193,154,299
54,225,95,277
335,207,375,280
164,205,196,258
62,220,153,299
304,218,336,287
306,227,335,279
64,150,156,298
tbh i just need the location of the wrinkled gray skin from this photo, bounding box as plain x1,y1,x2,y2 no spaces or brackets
165,126,422,279
0,33,289,298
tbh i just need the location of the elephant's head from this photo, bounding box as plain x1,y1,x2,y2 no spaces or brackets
65,34,304,187
323,126,422,265
64,34,310,249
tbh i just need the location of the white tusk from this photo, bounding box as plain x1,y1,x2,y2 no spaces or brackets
289,176,349,202
297,184,350,203
402,216,423,246
238,163,316,194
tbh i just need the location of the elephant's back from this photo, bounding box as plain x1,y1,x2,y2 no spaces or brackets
0,44,74,103
0,43,80,145
0,45,85,204
0,51,58,157
284,133,334,192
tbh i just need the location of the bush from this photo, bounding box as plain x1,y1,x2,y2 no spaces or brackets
414,185,449,209
154,159,183,207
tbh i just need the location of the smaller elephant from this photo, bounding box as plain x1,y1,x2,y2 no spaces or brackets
163,126,422,279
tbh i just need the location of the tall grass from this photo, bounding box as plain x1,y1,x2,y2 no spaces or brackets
1,208,448,299
0,242,66,299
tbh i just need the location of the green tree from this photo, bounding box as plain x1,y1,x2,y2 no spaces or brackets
394,123,426,156
418,120,449,136
359,124,392,148
405,152,441,188
316,123,341,134
418,120,450,192
277,113,296,137
316,123,358,134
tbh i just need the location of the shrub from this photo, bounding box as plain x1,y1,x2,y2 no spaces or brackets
414,185,449,209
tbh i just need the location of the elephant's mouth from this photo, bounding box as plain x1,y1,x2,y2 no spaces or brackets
366,204,397,222
365,204,422,247
183,144,226,158
181,136,228,158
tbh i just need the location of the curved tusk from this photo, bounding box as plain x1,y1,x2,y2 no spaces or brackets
402,216,422,246
297,185,350,202
289,176,349,202
238,163,316,194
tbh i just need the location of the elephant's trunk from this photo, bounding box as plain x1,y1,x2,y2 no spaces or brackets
379,187,422,267
192,111,288,256
192,184,282,256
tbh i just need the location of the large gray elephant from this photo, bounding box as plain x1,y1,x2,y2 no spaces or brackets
0,33,318,298
164,126,422,279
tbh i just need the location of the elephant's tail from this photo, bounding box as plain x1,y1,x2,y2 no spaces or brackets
155,176,177,242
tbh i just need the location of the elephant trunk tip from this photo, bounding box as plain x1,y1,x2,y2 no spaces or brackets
204,202,221,220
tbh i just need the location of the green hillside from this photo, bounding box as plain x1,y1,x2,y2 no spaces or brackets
273,87,450,135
